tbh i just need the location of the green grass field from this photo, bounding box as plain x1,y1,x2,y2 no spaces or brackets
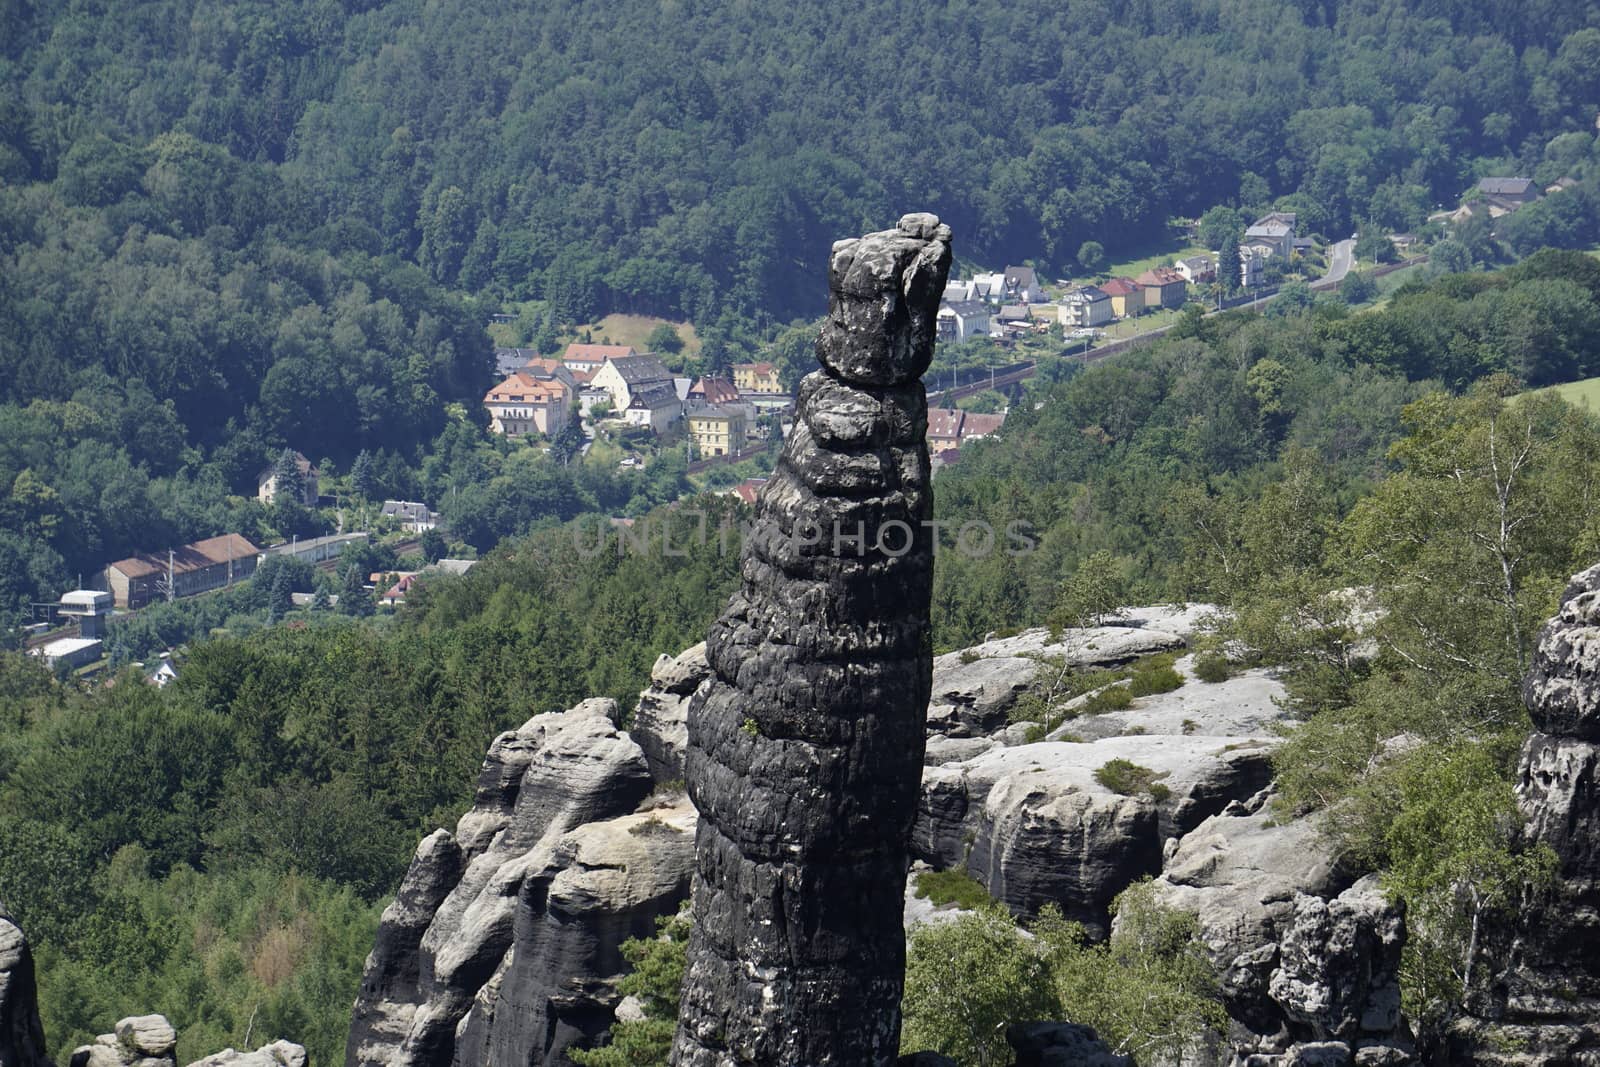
1529,375,1600,411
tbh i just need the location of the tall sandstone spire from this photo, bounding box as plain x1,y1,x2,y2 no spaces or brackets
672,214,952,1065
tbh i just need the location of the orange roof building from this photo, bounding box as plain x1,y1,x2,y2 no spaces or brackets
485,371,571,438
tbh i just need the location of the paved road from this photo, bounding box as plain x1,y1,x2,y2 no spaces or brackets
1323,238,1356,285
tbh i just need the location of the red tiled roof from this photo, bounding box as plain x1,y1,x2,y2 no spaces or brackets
1101,278,1141,297
485,372,566,403
1135,267,1186,287
734,361,777,375
564,343,636,363
691,377,741,404
926,407,965,440
732,478,768,505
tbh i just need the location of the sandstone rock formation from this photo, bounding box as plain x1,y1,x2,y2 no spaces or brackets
916,734,1276,936
672,213,950,1066
0,904,51,1067
1141,793,1412,1066
184,1044,306,1067
68,1014,303,1067
346,698,693,1067
633,642,710,783
1449,562,1600,1063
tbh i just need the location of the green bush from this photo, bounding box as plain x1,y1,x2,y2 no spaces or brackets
570,907,689,1066
1192,652,1231,683
902,886,1225,1064
914,868,993,910
1080,684,1134,714
1129,664,1184,696
1094,758,1170,800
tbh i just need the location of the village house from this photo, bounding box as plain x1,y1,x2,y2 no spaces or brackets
1243,211,1296,260
622,380,683,432
937,300,992,343
686,403,748,457
561,343,636,377
592,353,676,412
1175,255,1216,284
1477,177,1538,209
727,477,768,505
1100,277,1145,318
484,371,570,438
995,304,1034,334
1239,246,1269,289
926,407,1007,455
1135,266,1189,309
1059,285,1113,328
1002,265,1047,304
970,272,1007,304
943,280,979,304
379,572,420,607
732,362,784,394
688,376,741,405
495,346,542,376
256,452,319,506
380,500,439,531
106,533,260,609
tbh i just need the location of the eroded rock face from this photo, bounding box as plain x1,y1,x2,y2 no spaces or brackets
633,643,710,783
67,1014,303,1067
1450,563,1600,1064
916,735,1276,937
346,698,688,1067
672,214,950,1066
0,905,51,1067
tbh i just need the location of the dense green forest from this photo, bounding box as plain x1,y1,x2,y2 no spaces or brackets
6,0,1600,1056
5,256,1600,1059
8,0,1600,621
0,500,743,1064
9,0,1600,323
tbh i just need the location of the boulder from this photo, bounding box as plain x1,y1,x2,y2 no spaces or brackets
0,904,51,1067
926,655,1041,737
114,1019,176,1060
1144,799,1349,1033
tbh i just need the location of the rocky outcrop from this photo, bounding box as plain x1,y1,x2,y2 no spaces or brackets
1140,793,1411,1065
0,904,50,1067
673,214,950,1066
452,801,696,1067
68,1015,303,1067
1005,1023,1131,1067
916,734,1276,937
1450,563,1600,1064
185,1043,306,1067
633,643,710,783
347,698,689,1067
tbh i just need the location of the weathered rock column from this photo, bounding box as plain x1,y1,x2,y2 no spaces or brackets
672,214,951,1065
1450,562,1600,1063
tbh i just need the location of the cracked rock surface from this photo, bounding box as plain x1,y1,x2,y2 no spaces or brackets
671,214,950,1066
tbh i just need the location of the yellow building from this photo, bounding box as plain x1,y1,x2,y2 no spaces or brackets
687,404,748,457
732,361,783,394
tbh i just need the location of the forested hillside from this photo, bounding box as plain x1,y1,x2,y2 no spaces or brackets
6,254,1600,1059
6,0,1600,327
